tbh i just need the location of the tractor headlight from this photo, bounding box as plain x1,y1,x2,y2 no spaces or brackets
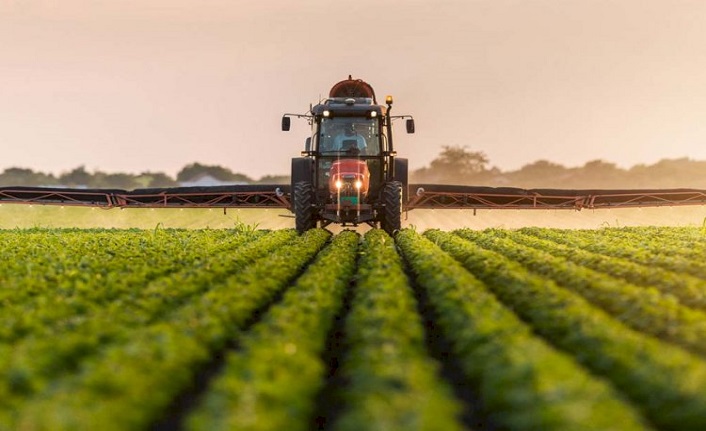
323,110,331,118
355,180,363,189
335,180,343,189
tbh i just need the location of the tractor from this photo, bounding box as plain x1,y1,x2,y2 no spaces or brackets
282,76,415,234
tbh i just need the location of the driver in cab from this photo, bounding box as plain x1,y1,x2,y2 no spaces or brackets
333,124,366,155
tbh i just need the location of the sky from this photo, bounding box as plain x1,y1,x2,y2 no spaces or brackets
2,0,706,179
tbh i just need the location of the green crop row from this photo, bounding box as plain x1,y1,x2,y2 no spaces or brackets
0,229,264,341
426,229,706,430
0,229,240,295
582,227,706,260
502,227,706,311
526,228,706,279
0,229,298,421
6,229,330,431
397,229,650,431
333,229,463,431
0,229,201,302
454,228,706,356
185,230,359,431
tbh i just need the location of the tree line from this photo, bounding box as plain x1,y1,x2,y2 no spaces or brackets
0,163,289,189
412,146,706,189
1,148,706,189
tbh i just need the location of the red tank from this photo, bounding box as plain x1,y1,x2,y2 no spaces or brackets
329,76,377,103
328,159,370,197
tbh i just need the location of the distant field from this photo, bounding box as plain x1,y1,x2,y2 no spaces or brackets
2,226,706,430
406,205,706,230
0,205,294,230
1,203,706,230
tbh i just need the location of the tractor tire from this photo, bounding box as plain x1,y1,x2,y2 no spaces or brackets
381,181,402,235
394,158,409,206
294,181,316,234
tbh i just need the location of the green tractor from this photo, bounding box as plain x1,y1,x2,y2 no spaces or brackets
282,76,415,234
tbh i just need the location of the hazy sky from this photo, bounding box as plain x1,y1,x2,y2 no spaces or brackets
2,0,706,178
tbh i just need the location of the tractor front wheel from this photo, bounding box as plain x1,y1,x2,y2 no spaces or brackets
294,181,316,233
381,181,402,235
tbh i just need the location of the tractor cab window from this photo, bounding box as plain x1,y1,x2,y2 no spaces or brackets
318,118,380,156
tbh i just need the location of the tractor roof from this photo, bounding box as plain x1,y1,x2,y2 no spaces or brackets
311,100,386,117
310,76,386,117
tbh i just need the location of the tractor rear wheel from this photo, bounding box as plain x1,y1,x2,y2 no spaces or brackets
381,181,402,235
294,181,316,233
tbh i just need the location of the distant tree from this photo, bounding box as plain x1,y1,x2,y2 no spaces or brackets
506,160,571,187
628,158,706,188
109,173,140,189
176,163,253,183
0,167,57,186
89,171,140,190
60,166,92,187
412,146,489,183
514,160,568,177
430,146,489,176
571,160,626,188
136,172,179,188
256,174,290,184
581,159,621,172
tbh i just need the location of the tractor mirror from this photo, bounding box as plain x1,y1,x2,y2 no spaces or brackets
281,116,291,131
406,119,415,134
305,137,311,152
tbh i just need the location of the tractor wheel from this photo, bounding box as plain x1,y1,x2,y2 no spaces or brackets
294,181,316,233
381,181,402,235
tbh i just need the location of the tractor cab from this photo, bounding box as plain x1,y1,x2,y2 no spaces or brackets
312,103,385,204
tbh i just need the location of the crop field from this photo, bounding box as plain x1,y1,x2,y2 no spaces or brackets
2,226,706,430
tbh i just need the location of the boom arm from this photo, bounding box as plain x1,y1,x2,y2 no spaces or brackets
407,184,706,210
1,184,705,211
